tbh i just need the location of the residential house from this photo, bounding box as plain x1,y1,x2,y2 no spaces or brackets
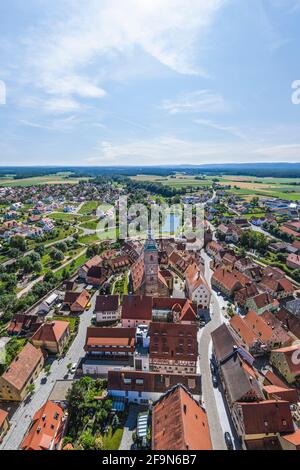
94,295,120,323
206,241,226,261
185,262,211,309
275,307,300,339
148,322,198,374
78,255,103,281
230,311,292,356
152,384,212,451
63,289,90,313
86,265,106,287
108,370,201,405
232,400,294,450
234,284,260,309
83,327,136,372
270,344,300,384
20,401,66,451
211,267,243,298
259,275,294,300
152,297,198,325
7,314,40,336
31,321,70,355
121,295,153,328
245,292,278,315
0,343,44,402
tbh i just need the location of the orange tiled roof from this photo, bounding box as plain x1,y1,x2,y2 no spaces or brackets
31,321,69,344
1,343,43,392
152,384,212,450
20,401,65,451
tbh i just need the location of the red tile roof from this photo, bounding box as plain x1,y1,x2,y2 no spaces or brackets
122,295,152,321
20,401,65,451
95,295,119,312
263,385,299,404
152,385,212,451
31,321,69,344
235,400,294,435
1,343,43,392
149,322,198,363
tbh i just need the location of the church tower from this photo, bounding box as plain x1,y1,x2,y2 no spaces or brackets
144,231,159,297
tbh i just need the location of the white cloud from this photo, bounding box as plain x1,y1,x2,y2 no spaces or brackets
161,90,229,115
21,0,225,111
86,134,300,166
195,118,246,139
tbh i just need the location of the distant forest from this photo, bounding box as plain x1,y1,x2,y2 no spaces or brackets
0,163,300,179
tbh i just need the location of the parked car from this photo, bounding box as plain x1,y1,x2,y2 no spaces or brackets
212,375,218,388
224,432,233,450
70,363,77,374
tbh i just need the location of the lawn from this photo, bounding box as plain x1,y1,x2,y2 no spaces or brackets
53,316,79,333
80,219,100,231
102,427,124,451
79,229,118,245
78,201,99,215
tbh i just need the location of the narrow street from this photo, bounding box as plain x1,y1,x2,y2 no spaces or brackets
0,293,97,450
198,249,234,450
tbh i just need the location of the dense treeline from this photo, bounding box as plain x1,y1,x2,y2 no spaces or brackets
1,163,300,179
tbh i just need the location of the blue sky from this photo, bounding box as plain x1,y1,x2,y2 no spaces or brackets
0,0,300,166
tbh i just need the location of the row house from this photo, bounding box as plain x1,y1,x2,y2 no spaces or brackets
148,322,198,375
94,295,120,323
152,384,212,451
83,327,136,374
245,292,279,315
185,262,211,309
108,370,201,405
230,311,292,356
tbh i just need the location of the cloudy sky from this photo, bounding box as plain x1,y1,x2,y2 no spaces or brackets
0,0,300,166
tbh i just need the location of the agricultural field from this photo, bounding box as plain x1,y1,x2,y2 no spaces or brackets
0,172,89,187
131,174,300,200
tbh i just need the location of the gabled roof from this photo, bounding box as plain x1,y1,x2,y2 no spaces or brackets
122,295,152,321
211,323,240,363
152,384,212,451
20,401,65,451
95,295,119,312
185,262,210,293
31,321,69,344
235,400,294,435
1,343,43,392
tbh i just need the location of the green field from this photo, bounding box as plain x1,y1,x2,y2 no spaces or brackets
78,201,99,215
131,173,300,200
0,172,89,187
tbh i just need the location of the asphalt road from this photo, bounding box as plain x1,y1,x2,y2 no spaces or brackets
0,292,97,450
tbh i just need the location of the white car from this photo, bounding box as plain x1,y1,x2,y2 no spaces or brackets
70,363,77,374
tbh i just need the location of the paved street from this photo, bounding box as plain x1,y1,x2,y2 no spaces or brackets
198,249,229,450
0,292,97,450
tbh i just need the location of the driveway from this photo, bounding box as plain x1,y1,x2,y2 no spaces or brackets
0,292,97,450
